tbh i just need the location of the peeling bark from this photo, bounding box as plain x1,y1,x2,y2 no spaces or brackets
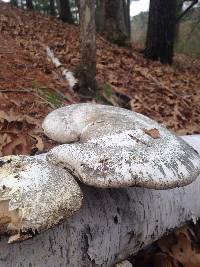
0,136,199,266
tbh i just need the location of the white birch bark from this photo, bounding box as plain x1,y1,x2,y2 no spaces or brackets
0,135,199,267
46,46,77,89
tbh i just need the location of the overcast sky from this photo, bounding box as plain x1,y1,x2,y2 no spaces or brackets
2,0,150,17
130,0,150,16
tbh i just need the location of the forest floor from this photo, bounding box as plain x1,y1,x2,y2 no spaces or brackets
0,1,200,156
0,2,200,267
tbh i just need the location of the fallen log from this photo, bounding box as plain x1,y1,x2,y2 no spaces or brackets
0,135,199,266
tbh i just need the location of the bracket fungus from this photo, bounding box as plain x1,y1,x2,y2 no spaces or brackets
0,104,199,245
43,103,200,189
0,154,82,243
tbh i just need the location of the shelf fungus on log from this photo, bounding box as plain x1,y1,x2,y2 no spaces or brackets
0,154,83,243
0,136,199,266
43,103,200,189
0,102,200,266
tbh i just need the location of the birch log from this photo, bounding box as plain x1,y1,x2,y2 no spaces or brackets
46,47,77,90
0,136,199,267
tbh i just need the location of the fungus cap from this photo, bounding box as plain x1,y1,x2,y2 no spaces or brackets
44,104,200,189
0,154,82,243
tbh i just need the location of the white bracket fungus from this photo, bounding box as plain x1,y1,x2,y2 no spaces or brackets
0,104,199,245
0,154,82,243
43,103,200,189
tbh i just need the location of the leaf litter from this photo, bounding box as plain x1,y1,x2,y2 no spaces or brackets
0,2,200,265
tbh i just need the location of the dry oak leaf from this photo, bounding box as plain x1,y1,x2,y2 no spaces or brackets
29,134,44,151
2,134,30,156
158,226,200,267
0,110,40,128
142,128,160,139
0,133,12,156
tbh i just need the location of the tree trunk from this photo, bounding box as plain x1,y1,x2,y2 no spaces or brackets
77,0,97,95
175,0,184,42
0,136,199,266
50,0,56,16
10,0,18,7
102,0,129,45
96,0,105,33
145,0,177,64
26,0,33,9
75,0,80,21
124,0,131,39
59,0,74,23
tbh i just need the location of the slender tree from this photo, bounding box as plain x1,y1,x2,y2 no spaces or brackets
145,0,177,64
75,0,80,17
175,0,184,42
49,0,56,16
124,0,131,39
96,0,105,32
10,0,18,7
59,0,74,23
26,0,33,9
77,0,96,95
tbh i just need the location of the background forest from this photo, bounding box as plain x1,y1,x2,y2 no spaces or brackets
0,0,200,266
132,4,200,58
8,0,200,59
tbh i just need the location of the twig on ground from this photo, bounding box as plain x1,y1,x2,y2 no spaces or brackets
46,46,77,90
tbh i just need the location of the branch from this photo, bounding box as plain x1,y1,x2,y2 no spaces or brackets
46,47,77,90
176,0,198,21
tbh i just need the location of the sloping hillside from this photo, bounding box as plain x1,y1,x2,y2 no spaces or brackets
131,7,200,58
0,1,200,156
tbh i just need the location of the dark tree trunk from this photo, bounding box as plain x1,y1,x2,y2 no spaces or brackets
124,0,131,39
10,0,18,7
77,0,96,95
50,0,56,16
175,0,184,42
74,0,80,24
96,0,105,33
59,0,74,23
75,0,80,15
100,0,129,45
145,0,177,64
26,0,33,9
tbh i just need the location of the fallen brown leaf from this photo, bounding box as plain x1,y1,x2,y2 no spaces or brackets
142,128,160,139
